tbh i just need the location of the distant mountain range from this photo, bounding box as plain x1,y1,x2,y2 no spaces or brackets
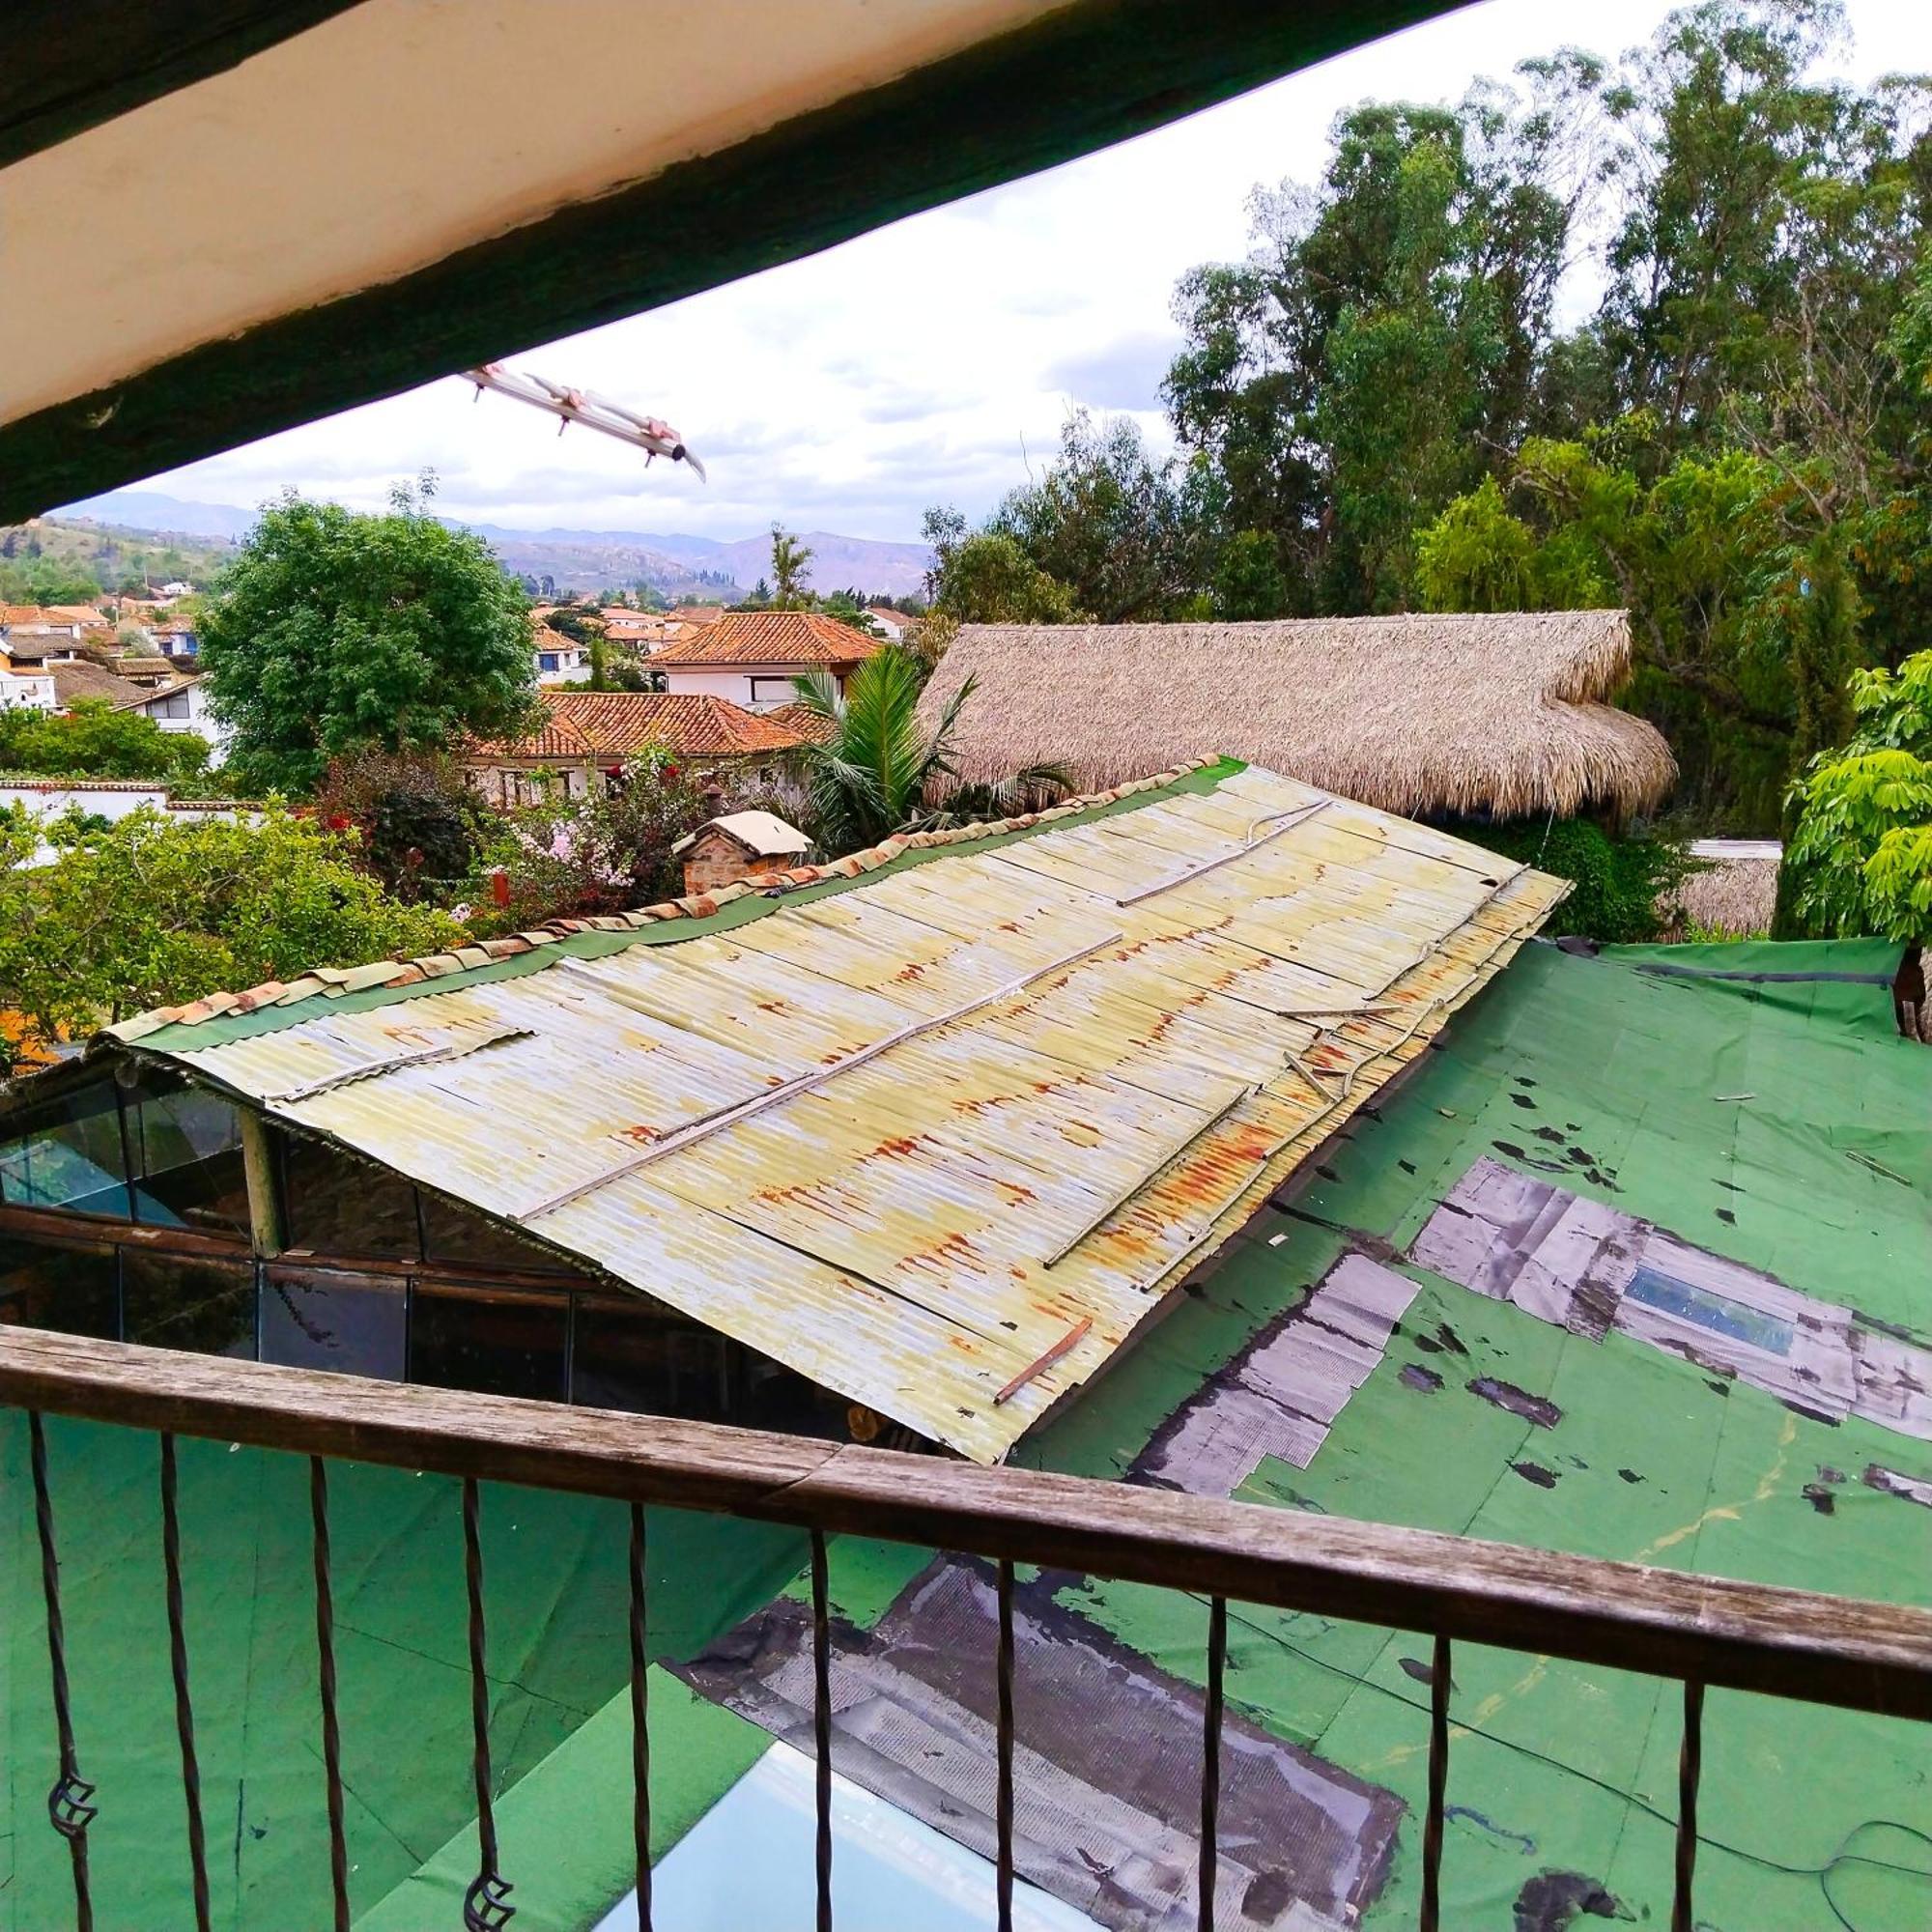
56,491,935,600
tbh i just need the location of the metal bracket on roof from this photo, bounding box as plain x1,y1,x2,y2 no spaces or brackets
514,927,1124,1224
1113,800,1328,908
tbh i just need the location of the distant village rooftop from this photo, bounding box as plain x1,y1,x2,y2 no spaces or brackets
653,609,885,668
921,610,1677,821
471,689,815,762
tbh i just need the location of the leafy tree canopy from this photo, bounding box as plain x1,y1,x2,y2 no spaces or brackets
1783,649,1932,941
0,809,464,1052
0,699,212,785
197,484,537,793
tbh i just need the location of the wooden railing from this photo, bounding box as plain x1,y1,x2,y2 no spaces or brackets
3,1327,1930,1932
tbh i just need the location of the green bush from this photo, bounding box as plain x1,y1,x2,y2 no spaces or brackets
1460,816,1690,944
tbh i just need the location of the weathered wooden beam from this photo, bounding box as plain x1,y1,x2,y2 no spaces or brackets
237,1111,284,1258
0,1328,1927,1723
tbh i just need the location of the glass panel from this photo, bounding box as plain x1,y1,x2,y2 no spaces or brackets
0,1232,119,1338
0,1079,128,1218
280,1129,421,1261
571,1296,731,1420
410,1282,567,1401
122,1250,255,1357
125,1071,250,1236
419,1192,582,1276
261,1265,407,1380
738,1346,851,1439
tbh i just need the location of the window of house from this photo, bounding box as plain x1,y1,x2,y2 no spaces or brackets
123,1071,250,1237
419,1192,580,1276
571,1295,731,1420
537,652,558,672
0,1231,120,1339
748,676,798,708
122,1250,256,1357
0,1079,130,1218
279,1130,423,1260
260,1264,407,1380
151,690,192,719
409,1282,568,1401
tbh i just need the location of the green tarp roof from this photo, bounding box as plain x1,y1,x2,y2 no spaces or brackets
3,937,1927,1928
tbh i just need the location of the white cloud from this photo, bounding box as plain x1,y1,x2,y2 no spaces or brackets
104,0,1923,542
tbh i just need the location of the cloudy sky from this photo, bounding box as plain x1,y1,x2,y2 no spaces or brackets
103,0,1923,544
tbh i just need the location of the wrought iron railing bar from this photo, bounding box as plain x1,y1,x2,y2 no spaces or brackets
462,1476,514,1930
309,1456,351,1932
1419,1633,1450,1932
1198,1594,1226,1932
810,1528,834,1932
1673,1678,1704,1932
629,1503,652,1932
29,1409,97,1932
2,1334,1930,1724
158,1434,212,1932
996,1556,1015,1932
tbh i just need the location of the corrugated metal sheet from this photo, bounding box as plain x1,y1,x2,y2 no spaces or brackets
156,766,1567,1461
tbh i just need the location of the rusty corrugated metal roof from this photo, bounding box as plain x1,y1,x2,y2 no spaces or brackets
142,765,1567,1461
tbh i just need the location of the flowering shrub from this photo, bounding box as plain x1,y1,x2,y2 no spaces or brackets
475,743,712,929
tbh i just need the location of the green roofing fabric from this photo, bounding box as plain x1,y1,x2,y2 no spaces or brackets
0,1422,802,1930
714,937,1930,1932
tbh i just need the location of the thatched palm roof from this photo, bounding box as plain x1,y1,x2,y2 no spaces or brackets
919,611,1676,820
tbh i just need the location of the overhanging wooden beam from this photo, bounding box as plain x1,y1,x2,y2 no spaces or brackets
0,0,1470,523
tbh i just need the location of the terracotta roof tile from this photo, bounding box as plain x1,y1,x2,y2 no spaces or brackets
651,610,885,668
470,690,817,761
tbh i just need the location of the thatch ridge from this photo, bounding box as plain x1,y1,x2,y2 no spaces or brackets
920,611,1675,820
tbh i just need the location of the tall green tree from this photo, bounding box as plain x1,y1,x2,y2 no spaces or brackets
922,507,1081,624
197,486,536,793
1165,76,1580,611
986,412,1215,621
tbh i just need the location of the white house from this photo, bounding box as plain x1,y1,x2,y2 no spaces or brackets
533,622,589,686
651,611,883,712
866,608,916,644
117,673,233,757
0,668,57,712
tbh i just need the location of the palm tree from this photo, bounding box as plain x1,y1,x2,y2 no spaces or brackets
790,650,1067,854
770,525,814,610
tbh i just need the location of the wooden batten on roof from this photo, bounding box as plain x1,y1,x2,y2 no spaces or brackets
919,611,1677,821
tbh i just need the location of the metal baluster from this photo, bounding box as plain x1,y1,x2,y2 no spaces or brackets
309,1457,351,1932
159,1435,212,1932
462,1477,514,1930
996,1557,1015,1932
629,1504,652,1932
1673,1679,1704,1932
1198,1595,1226,1932
29,1411,97,1932
810,1529,833,1932
1419,1634,1451,1932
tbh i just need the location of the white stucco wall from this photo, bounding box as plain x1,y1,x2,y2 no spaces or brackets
662,665,838,711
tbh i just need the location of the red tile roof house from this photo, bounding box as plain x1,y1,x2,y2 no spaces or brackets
461,689,817,808
651,610,883,711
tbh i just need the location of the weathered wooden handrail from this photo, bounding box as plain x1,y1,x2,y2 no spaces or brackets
4,1327,1929,1723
